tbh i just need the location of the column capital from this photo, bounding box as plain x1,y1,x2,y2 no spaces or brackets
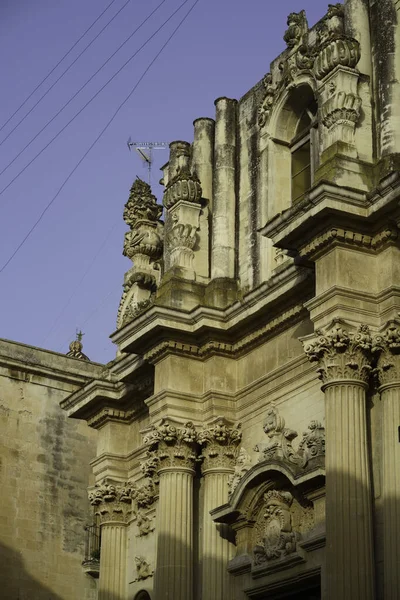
302,319,373,387
373,319,400,388
89,481,134,525
143,418,199,473
198,417,242,473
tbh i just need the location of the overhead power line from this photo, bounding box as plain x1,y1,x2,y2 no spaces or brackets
0,0,120,135
0,0,133,149
0,0,172,194
0,0,200,276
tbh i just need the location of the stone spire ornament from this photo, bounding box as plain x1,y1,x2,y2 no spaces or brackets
66,330,89,361
117,177,164,328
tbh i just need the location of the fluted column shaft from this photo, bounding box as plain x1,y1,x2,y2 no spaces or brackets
98,522,127,600
324,381,375,600
154,467,194,600
201,469,235,600
380,382,400,599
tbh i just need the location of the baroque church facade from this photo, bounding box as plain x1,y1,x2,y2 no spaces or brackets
1,0,400,599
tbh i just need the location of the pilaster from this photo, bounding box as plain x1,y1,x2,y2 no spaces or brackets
303,319,375,600
373,320,400,599
144,419,198,600
198,418,241,600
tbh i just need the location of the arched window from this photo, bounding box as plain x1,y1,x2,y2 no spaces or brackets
134,592,151,600
291,98,317,203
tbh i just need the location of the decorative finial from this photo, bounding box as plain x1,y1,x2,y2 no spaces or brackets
66,329,90,361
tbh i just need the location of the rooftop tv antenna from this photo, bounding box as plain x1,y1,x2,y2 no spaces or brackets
127,139,168,184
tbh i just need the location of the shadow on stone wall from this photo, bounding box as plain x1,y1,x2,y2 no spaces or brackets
0,540,64,599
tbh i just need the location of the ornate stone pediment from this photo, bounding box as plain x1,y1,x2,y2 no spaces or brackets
211,462,325,577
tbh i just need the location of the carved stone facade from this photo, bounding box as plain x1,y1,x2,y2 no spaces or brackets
8,2,397,600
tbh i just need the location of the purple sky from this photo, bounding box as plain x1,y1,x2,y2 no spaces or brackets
0,0,326,364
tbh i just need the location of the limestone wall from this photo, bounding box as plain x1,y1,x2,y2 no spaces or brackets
0,340,103,600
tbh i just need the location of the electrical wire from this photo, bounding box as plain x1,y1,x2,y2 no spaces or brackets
0,0,178,195
0,0,200,276
0,0,132,148
0,0,168,177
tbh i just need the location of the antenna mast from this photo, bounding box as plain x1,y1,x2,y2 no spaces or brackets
127,140,168,184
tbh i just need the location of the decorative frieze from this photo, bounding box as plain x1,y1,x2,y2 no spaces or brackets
303,319,373,386
198,418,242,472
144,419,198,472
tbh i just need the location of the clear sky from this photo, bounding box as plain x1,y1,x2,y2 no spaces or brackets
0,0,326,364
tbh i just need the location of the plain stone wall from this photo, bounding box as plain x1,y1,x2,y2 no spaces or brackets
0,341,101,600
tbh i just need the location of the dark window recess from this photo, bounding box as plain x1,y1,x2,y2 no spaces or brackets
84,523,101,562
292,139,311,202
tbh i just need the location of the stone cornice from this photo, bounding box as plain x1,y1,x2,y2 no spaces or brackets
111,263,312,358
0,338,104,388
260,174,400,253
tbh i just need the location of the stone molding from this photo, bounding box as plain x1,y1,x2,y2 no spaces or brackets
198,417,242,473
254,405,325,467
298,224,399,261
144,304,306,363
143,419,198,473
373,320,400,387
302,319,373,386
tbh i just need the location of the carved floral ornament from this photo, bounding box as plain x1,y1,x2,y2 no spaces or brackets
198,418,242,472
163,165,202,210
372,320,400,387
142,419,198,472
89,479,156,526
258,3,361,129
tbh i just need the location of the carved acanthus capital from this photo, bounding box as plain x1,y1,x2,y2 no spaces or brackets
373,320,400,386
163,165,202,210
198,418,242,472
303,319,373,386
143,419,199,472
253,490,297,563
254,405,303,466
283,10,308,49
89,481,135,524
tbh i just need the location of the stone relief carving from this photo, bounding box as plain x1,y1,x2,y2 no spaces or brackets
283,10,308,49
134,556,153,581
253,490,297,563
254,405,325,468
298,421,325,467
143,419,198,471
228,447,252,497
136,511,155,537
163,165,202,210
314,8,360,80
320,91,362,129
198,417,242,472
117,178,163,329
303,319,373,385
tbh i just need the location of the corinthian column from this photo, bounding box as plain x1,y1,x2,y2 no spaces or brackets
303,320,375,600
144,420,198,600
374,320,400,600
89,482,134,600
198,418,241,600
